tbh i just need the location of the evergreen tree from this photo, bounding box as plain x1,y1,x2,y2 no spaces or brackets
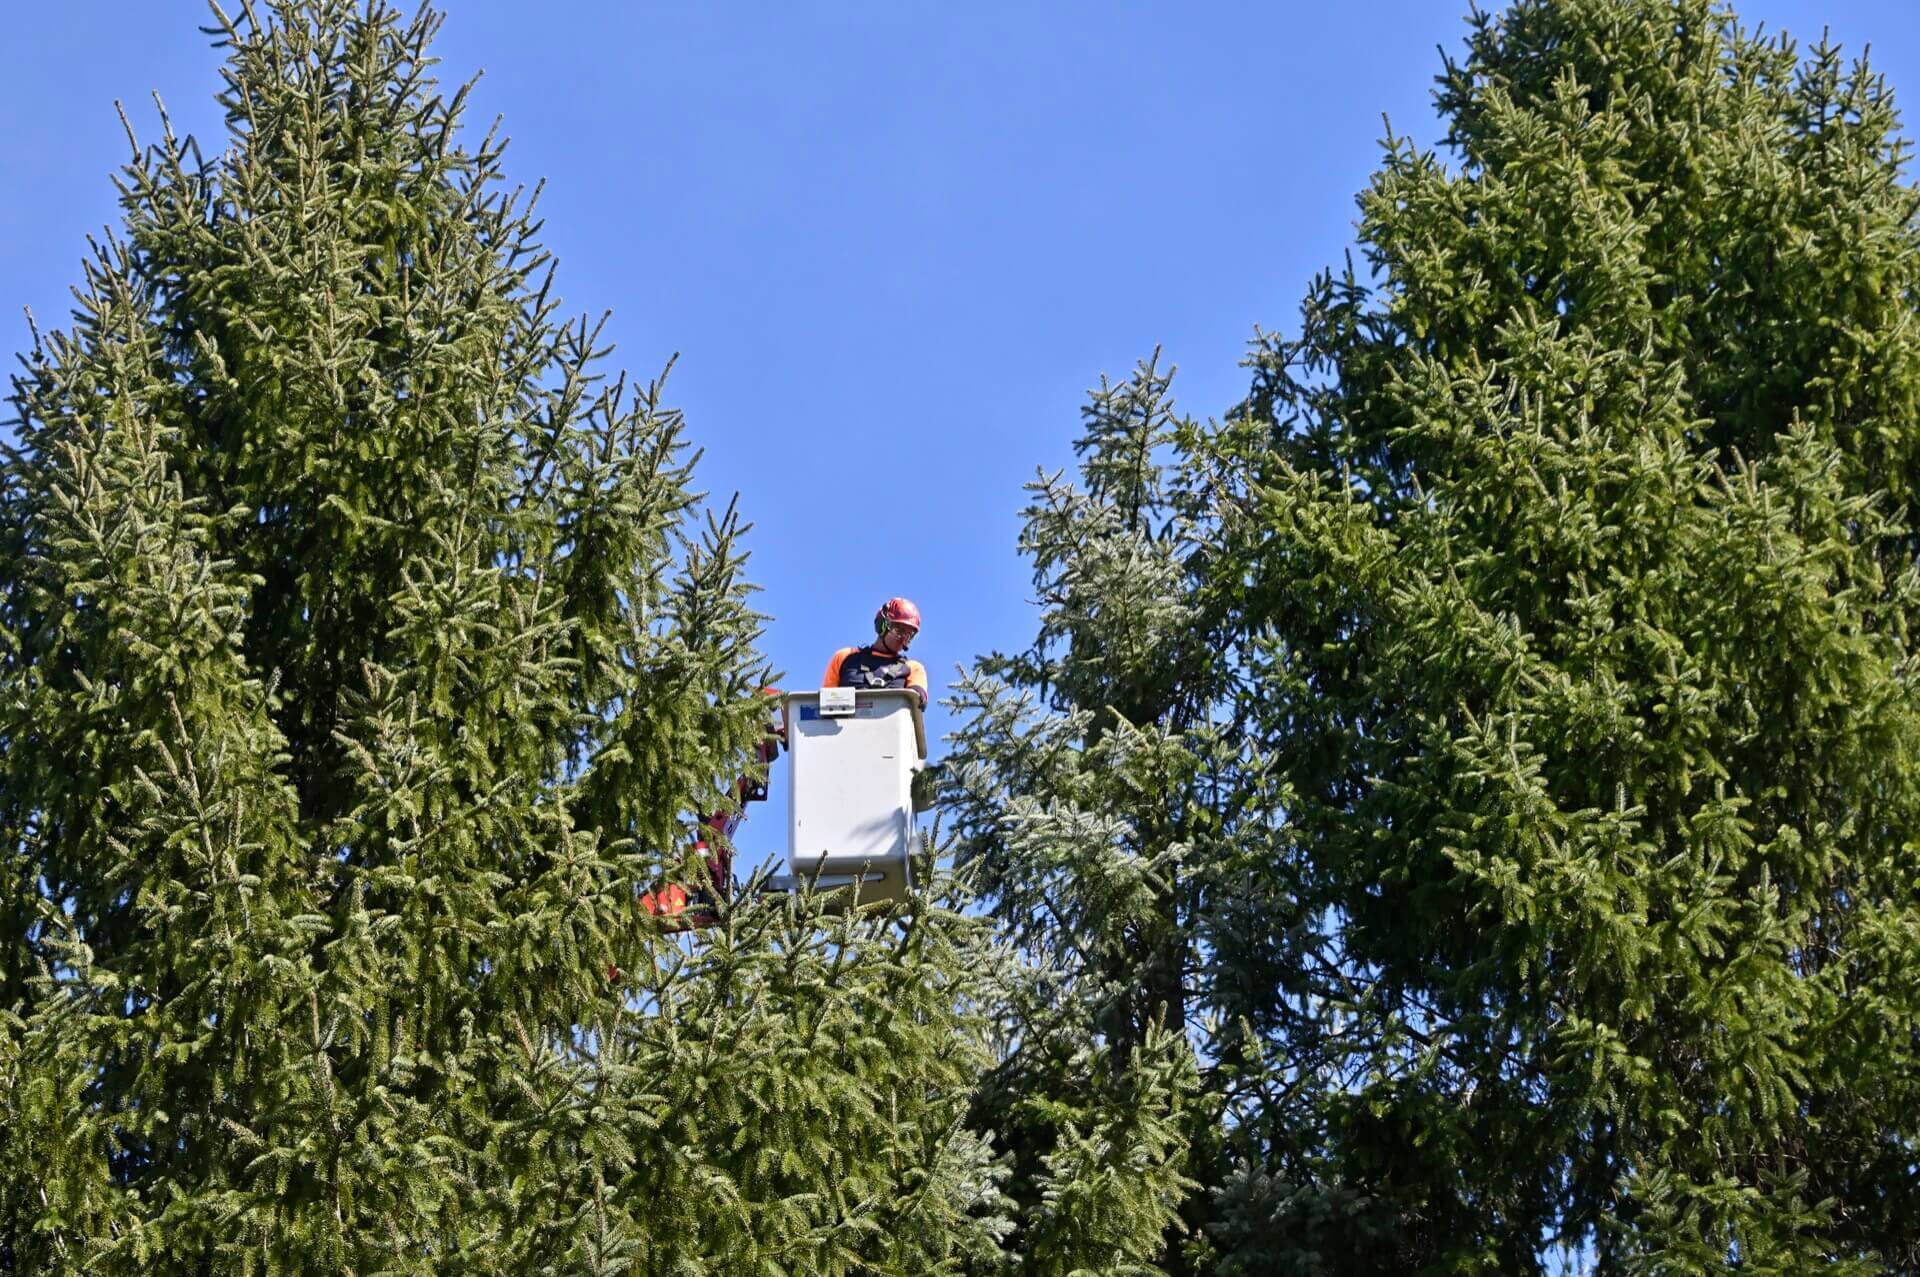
1195,0,1920,1270
1,3,1006,1271
944,358,1299,1274
952,1,1920,1272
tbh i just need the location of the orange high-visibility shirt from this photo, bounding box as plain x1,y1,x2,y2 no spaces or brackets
821,644,929,707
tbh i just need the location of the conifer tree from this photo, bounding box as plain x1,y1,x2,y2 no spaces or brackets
952,1,1920,1272
1192,0,1920,1269
1,3,1007,1271
945,359,1299,1274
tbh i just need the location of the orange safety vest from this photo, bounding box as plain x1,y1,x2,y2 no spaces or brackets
821,644,929,707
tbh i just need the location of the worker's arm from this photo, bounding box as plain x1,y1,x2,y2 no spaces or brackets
905,659,930,708
821,647,854,689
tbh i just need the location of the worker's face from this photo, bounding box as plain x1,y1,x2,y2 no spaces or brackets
880,622,917,654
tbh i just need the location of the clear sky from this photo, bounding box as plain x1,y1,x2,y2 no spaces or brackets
5,1,1916,867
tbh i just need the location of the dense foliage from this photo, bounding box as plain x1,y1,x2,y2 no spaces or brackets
8,0,1919,1273
950,0,1920,1272
0,3,1007,1272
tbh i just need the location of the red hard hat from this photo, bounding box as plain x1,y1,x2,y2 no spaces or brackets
875,596,922,634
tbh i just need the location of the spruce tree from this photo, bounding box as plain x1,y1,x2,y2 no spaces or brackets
1,3,1007,1271
1193,0,1920,1270
945,358,1295,1274
951,1,1920,1272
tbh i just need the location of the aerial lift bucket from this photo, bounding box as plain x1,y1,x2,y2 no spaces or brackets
767,687,926,906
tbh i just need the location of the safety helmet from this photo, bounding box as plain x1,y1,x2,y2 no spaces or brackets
874,596,922,636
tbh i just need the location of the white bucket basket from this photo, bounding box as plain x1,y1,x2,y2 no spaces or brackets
775,688,926,905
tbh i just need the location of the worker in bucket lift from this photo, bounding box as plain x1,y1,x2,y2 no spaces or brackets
823,597,929,708
641,601,925,928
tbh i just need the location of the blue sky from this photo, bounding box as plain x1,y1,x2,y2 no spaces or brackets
5,1,1916,867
